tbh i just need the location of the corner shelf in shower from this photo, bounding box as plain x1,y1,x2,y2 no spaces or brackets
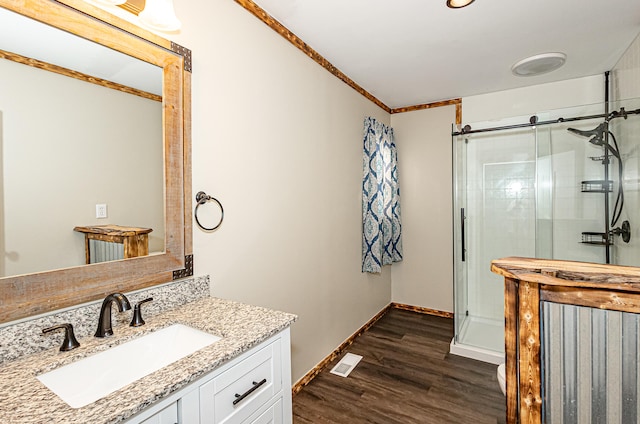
581,180,613,193
581,232,613,246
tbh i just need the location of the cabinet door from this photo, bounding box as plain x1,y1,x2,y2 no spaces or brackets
179,387,200,424
200,339,282,424
245,398,282,424
140,401,178,424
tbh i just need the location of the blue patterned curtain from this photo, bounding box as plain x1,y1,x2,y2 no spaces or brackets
362,117,403,273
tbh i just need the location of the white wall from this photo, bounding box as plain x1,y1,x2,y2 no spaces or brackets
612,33,640,100
457,76,605,322
463,75,605,124
386,76,605,317
168,0,391,383
611,37,640,265
390,106,456,312
77,0,617,385
1,59,163,277
387,76,605,318
0,112,3,277
463,130,537,321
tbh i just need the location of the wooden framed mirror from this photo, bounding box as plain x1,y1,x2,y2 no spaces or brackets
0,0,192,323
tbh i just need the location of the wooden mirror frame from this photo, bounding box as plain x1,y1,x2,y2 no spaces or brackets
0,0,192,323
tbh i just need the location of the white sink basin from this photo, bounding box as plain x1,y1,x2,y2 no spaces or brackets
37,324,221,408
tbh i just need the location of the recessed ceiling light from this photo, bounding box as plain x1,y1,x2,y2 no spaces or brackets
446,0,475,8
511,52,567,77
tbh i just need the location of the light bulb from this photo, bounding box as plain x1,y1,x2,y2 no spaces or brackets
86,0,127,5
139,0,181,32
446,0,475,8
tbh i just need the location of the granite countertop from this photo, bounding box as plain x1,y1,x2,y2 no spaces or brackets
0,297,297,423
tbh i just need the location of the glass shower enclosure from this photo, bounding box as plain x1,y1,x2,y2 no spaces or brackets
451,98,640,363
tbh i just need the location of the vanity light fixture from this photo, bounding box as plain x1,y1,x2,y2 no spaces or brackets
90,0,127,5
446,0,475,8
139,0,181,32
82,0,181,33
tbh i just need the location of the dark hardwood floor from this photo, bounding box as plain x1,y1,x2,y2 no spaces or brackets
293,309,506,424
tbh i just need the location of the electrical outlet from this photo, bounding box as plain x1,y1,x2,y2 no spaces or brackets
96,204,108,219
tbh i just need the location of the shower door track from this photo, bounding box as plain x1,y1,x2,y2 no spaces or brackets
451,108,640,136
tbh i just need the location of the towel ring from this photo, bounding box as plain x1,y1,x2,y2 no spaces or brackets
194,191,224,231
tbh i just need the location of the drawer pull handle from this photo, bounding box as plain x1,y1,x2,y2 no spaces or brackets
233,378,267,406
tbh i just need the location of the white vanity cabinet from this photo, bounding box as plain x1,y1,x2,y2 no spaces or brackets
199,336,282,423
126,329,292,424
139,402,178,424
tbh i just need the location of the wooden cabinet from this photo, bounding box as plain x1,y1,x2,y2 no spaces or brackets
73,225,152,264
125,329,291,424
491,257,640,424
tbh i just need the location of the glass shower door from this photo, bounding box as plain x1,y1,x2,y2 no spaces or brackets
453,130,468,342
452,99,640,371
453,126,537,355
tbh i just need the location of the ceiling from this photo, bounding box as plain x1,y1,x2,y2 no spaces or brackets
250,0,640,109
0,7,162,96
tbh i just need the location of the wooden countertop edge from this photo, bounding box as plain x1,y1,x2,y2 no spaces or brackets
491,256,640,291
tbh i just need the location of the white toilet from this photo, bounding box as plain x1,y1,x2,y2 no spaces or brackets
497,363,506,395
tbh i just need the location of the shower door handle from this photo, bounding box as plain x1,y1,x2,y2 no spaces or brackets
461,208,466,262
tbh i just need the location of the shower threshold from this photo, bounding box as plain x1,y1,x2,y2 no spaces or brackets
450,316,504,364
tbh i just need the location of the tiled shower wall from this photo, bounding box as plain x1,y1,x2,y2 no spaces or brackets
612,33,640,101
539,117,609,265
611,33,640,265
540,41,640,418
465,130,536,321
463,99,640,321
610,100,640,266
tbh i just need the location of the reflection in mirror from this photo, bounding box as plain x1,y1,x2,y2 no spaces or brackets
0,6,165,277
0,0,190,324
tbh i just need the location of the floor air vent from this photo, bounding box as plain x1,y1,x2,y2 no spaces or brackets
329,353,363,378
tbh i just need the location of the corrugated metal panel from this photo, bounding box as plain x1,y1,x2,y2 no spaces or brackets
542,302,639,423
88,239,124,263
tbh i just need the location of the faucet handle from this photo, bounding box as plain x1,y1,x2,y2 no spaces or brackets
43,323,80,352
130,297,153,327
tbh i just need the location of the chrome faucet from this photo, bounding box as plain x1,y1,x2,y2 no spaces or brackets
95,293,132,337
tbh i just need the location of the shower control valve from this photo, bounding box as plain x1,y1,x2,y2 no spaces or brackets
610,220,631,244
